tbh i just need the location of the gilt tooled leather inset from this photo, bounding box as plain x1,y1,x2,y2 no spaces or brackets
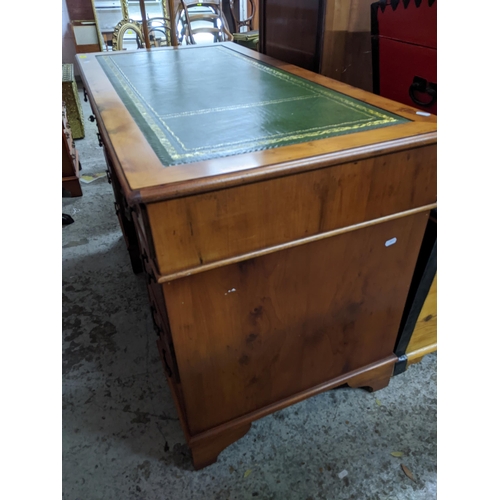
97,46,408,167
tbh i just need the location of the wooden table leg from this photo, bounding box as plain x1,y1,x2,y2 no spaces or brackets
346,358,395,392
189,423,252,470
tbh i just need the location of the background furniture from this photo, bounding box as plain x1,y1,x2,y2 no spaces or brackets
77,41,436,471
70,20,102,53
176,0,233,44
259,0,325,72
229,0,256,32
111,19,145,50
62,102,82,198
146,17,174,46
62,64,85,140
371,0,437,115
259,0,375,91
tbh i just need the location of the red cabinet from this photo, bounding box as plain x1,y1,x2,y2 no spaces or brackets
371,0,437,115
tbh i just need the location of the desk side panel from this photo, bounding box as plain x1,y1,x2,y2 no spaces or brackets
163,211,430,434
147,145,436,277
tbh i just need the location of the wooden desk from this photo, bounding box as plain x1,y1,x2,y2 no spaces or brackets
76,43,437,470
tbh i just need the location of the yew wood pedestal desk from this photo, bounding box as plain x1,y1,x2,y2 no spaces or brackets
76,43,437,470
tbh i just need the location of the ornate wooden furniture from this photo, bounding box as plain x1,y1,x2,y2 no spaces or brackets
77,43,436,470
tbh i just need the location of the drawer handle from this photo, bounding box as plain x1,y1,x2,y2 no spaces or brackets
88,114,95,122
409,76,437,108
83,87,88,102
96,132,103,147
106,170,112,184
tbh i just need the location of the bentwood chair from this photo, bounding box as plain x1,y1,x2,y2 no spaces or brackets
176,0,233,45
145,17,174,47
229,0,256,33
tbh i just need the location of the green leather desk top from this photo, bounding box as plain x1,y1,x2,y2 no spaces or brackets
96,45,408,167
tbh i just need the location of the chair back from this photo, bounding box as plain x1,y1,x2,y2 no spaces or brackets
229,0,256,32
176,1,233,45
146,17,173,47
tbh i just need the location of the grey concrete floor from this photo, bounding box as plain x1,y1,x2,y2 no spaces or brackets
62,85,437,500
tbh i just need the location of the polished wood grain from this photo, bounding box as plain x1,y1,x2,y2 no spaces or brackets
162,211,429,434
148,205,434,283
406,274,437,365
146,145,436,276
76,42,436,202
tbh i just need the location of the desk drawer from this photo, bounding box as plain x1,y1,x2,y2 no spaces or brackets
147,146,436,278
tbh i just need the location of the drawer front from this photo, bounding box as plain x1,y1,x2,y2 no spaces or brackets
147,146,436,278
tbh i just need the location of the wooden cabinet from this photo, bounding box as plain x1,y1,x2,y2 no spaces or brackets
260,0,375,91
62,103,82,197
259,0,326,72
